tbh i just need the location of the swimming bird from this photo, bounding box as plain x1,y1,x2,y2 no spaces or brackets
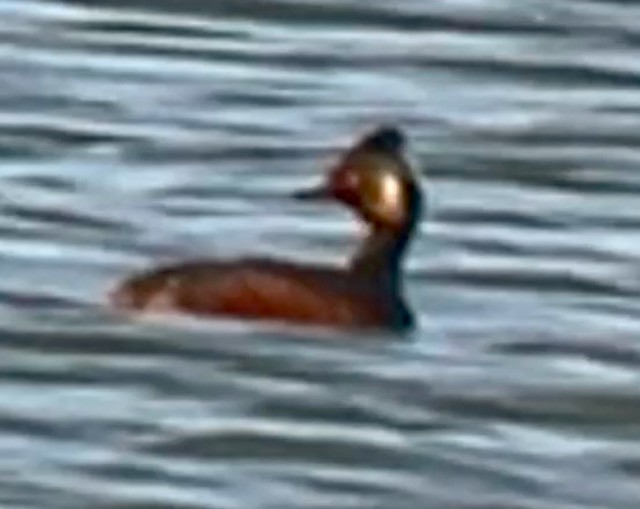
109,125,423,331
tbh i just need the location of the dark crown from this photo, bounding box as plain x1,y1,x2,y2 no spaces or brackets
361,126,405,154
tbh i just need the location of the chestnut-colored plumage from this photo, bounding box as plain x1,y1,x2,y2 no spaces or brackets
109,126,424,331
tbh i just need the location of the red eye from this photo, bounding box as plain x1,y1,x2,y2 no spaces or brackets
330,167,360,204
334,168,358,191
343,170,359,188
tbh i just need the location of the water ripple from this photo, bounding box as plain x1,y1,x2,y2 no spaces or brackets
1,0,640,508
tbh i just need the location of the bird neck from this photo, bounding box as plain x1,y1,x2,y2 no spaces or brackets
349,223,412,291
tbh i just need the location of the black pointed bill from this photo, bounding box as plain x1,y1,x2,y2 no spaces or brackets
292,183,331,201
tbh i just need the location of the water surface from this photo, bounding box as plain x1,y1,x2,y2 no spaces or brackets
1,0,639,507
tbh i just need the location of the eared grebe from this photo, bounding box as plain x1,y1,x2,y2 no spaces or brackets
110,126,423,331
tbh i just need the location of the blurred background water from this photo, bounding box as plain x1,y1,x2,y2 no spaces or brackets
0,0,639,507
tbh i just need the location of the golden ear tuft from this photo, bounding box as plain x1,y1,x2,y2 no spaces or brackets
360,170,407,228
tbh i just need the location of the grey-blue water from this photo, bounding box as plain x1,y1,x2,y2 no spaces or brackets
1,0,639,507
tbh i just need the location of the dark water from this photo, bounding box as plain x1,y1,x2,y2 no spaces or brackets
1,0,640,507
